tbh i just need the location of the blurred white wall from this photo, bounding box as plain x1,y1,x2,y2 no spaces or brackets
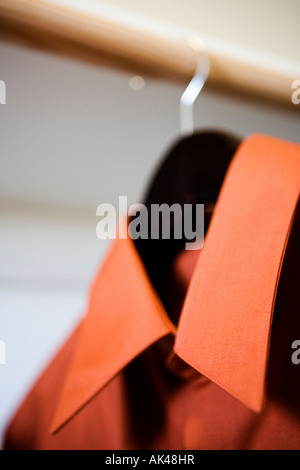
106,0,300,62
0,0,299,448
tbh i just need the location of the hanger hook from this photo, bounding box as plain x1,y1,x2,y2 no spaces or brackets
180,36,210,136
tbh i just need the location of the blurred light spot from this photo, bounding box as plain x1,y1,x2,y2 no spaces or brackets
129,76,145,90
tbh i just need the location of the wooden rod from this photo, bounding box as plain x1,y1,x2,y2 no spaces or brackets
0,0,299,107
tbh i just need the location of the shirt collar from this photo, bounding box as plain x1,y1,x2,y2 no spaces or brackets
50,134,300,434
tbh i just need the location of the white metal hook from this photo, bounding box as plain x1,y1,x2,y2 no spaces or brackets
180,36,210,135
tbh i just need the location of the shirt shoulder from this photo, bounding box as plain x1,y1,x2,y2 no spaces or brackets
3,324,81,450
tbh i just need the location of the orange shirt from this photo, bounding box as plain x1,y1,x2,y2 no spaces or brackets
4,134,300,450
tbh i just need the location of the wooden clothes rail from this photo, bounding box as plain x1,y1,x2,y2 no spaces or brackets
0,0,299,108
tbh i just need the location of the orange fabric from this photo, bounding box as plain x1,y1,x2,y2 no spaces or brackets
50,231,175,433
175,134,300,412
3,133,300,450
